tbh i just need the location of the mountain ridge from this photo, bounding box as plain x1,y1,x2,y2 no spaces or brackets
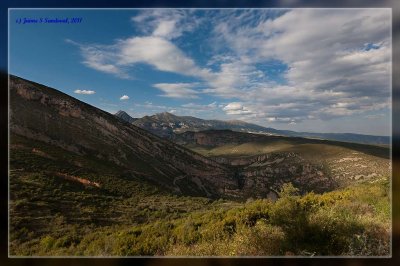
115,110,137,123
115,111,389,145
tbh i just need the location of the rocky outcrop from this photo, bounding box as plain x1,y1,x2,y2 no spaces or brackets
212,152,336,197
114,110,137,124
13,79,83,119
55,172,101,188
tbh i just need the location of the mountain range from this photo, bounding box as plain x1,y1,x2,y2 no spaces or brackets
115,110,390,145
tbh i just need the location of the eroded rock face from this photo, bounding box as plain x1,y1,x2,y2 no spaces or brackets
15,84,43,100
211,152,336,197
12,79,82,119
58,101,82,118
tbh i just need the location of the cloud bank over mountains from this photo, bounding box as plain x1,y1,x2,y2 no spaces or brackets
68,9,390,131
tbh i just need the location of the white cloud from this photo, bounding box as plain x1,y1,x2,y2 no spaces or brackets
211,9,391,123
69,9,391,131
223,102,244,111
67,35,211,80
74,89,96,95
182,102,218,110
117,36,211,78
120,95,129,100
223,102,253,115
204,60,264,97
134,101,168,110
153,83,200,99
131,9,202,40
208,102,218,108
66,39,130,79
153,20,177,38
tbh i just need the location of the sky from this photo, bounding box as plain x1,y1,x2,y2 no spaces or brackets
9,9,391,135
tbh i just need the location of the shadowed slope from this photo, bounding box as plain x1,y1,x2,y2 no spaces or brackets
9,75,239,198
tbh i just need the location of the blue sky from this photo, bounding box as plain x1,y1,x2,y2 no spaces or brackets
9,9,391,135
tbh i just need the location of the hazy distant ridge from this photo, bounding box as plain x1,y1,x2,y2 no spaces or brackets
115,111,390,145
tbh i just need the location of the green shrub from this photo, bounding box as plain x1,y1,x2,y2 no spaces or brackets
230,220,285,256
40,235,55,251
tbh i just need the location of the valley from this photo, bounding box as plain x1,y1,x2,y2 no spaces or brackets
9,75,391,256
174,130,390,191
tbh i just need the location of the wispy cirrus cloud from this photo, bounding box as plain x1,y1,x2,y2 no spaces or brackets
182,102,218,110
65,39,131,79
67,34,211,84
153,83,200,99
131,9,202,40
117,36,211,78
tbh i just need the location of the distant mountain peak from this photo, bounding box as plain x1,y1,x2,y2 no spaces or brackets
115,110,128,115
156,111,176,117
114,110,136,123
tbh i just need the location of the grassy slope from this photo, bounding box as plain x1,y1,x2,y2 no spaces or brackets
187,137,390,188
187,137,389,159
